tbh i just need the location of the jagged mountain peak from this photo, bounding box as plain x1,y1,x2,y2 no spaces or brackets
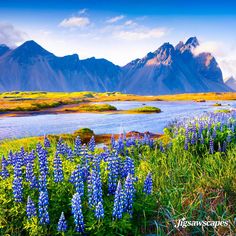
0,44,11,57
185,36,199,48
12,40,53,58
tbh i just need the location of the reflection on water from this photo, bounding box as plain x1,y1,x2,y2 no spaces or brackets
0,100,235,139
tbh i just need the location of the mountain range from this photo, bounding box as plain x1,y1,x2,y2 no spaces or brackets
225,77,236,91
0,37,232,94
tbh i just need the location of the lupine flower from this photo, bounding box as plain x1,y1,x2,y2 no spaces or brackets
1,156,9,179
71,192,85,233
209,136,214,154
74,136,82,156
8,150,14,165
110,135,116,149
53,152,63,183
44,136,51,148
88,136,96,152
122,156,134,178
112,181,124,220
26,156,38,189
95,201,104,220
143,172,153,195
66,146,74,161
12,158,23,202
107,151,120,195
70,165,84,196
38,190,50,224
26,196,37,219
123,174,135,215
37,143,48,176
88,169,103,208
57,212,67,232
57,138,67,155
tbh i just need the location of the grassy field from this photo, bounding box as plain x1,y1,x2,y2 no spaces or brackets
0,91,235,115
0,111,235,235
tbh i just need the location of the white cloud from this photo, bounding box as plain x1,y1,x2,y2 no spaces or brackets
124,20,137,26
78,8,87,15
59,16,90,28
0,22,27,47
116,27,168,40
106,15,125,24
193,41,225,57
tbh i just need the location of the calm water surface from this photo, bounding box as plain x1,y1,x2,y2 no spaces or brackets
0,101,235,139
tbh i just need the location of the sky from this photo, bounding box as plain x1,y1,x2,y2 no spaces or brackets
0,0,236,79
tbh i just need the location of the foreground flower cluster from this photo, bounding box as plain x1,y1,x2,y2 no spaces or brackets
0,133,153,234
1,111,236,235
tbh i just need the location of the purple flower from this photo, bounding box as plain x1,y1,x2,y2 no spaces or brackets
70,165,84,196
57,212,67,232
44,136,51,148
53,152,63,183
12,158,23,202
122,156,134,178
88,169,103,208
209,136,214,154
112,181,124,220
1,156,9,179
74,136,82,156
143,172,153,195
107,151,120,195
38,190,50,225
26,196,37,219
123,174,135,215
71,192,85,233
88,136,96,152
95,201,104,220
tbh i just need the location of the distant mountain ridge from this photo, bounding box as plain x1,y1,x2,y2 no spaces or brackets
225,77,236,91
0,37,232,94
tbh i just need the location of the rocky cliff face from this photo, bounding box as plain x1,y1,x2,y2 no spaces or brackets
120,37,231,94
0,40,122,92
0,37,232,94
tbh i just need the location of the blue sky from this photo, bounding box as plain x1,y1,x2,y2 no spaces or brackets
0,0,236,78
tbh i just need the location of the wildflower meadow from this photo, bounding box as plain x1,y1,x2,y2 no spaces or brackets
0,111,236,235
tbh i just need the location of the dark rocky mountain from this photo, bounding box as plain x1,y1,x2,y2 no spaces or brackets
0,37,232,94
225,76,236,91
0,40,122,92
121,37,231,94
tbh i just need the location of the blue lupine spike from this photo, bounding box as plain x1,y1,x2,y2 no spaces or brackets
70,165,84,196
95,201,104,220
44,136,51,148
53,152,64,183
122,156,135,178
26,196,37,219
123,174,135,215
12,157,23,202
143,172,153,195
112,181,124,220
88,169,103,208
1,156,9,179
107,151,120,195
209,136,214,154
38,190,50,225
57,212,67,232
71,192,85,233
74,136,82,156
88,136,96,152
